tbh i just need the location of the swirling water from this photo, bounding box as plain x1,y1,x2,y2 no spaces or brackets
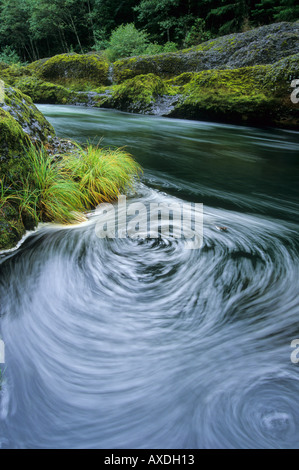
0,106,299,449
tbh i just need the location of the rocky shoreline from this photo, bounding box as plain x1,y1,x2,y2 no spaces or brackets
1,22,298,129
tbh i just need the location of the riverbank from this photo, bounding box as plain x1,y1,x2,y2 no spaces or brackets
1,22,298,129
0,85,141,251
0,21,298,250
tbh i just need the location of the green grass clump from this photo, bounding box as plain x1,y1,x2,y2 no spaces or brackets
15,144,87,224
0,142,142,230
62,143,142,207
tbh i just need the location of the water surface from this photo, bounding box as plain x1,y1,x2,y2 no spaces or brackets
0,106,299,448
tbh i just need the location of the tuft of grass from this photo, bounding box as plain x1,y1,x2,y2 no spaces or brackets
0,179,16,209
1,142,142,228
18,144,86,223
61,143,142,207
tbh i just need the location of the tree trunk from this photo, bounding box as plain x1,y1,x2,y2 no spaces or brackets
69,14,84,53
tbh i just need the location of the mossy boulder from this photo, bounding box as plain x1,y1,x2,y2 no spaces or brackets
113,22,299,83
0,107,30,179
0,202,25,251
0,83,55,183
0,82,57,250
1,84,55,143
95,51,299,127
13,76,75,104
28,53,109,87
168,55,299,128
110,73,178,113
0,63,32,86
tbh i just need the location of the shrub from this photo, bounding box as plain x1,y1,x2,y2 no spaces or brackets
0,46,21,65
93,30,110,52
161,41,178,53
184,19,212,47
107,24,150,61
143,42,164,56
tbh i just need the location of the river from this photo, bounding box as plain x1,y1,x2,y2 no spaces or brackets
0,105,299,448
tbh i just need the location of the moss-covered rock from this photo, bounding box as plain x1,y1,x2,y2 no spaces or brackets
168,56,299,128
110,73,178,113
113,22,299,83
0,82,57,250
13,76,75,104
0,63,32,86
0,83,55,181
0,107,30,179
0,202,25,251
28,52,109,87
1,84,55,142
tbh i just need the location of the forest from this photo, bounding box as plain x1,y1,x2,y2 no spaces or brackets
0,0,298,63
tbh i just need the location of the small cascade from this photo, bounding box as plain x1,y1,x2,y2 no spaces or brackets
107,64,114,85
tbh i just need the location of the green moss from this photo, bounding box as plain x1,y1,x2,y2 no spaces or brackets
182,67,267,95
166,72,196,87
0,108,30,180
113,58,140,83
170,62,298,127
2,85,55,142
113,53,192,83
262,53,299,95
32,53,109,87
0,82,57,249
113,67,137,83
0,63,31,86
14,76,74,104
112,73,176,111
94,85,110,94
0,202,25,250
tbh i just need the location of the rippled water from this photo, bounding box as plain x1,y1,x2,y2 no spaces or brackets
0,106,299,448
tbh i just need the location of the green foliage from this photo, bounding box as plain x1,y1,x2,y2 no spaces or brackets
0,0,31,60
107,24,150,61
143,42,164,55
183,19,212,47
252,0,299,24
161,41,178,53
274,0,299,21
143,41,178,55
0,45,21,65
0,0,299,61
206,0,249,35
134,0,181,41
251,0,277,24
